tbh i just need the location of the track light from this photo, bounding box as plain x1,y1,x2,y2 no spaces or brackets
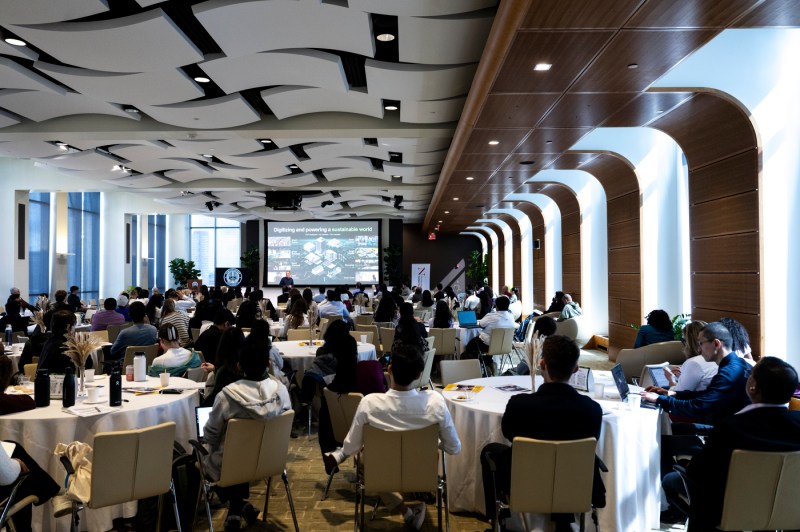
205,201,221,212
321,200,334,208
393,195,403,210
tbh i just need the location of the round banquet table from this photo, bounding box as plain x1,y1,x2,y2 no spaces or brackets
0,376,202,532
272,340,377,379
442,374,661,532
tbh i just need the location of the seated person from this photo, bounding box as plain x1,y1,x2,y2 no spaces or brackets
557,293,582,321
148,324,201,376
200,327,244,407
193,310,232,365
1,294,30,333
0,441,62,531
509,316,558,376
428,300,454,329
663,357,800,530
299,321,350,406
462,289,479,310
665,320,718,392
203,343,291,531
159,299,191,347
317,290,351,323
0,355,34,415
324,343,461,530
109,302,157,362
38,310,84,374
394,302,428,352
463,295,517,375
90,297,125,332
42,290,71,331
480,335,603,529
634,309,675,348
282,298,309,339
545,291,565,314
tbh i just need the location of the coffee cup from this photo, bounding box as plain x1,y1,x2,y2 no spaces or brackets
628,394,642,409
84,369,95,382
360,335,367,344
87,387,99,402
593,383,605,399
160,372,170,387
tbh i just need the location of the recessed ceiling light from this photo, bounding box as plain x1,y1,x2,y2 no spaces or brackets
260,139,273,144
466,176,474,181
202,154,213,158
391,175,401,178
656,110,664,114
384,105,398,111
453,197,459,201
4,38,26,47
444,211,450,214
507,176,514,179
627,63,639,69
546,140,553,144
533,63,552,71
288,164,298,168
488,140,499,145
111,165,120,171
438,220,442,223
194,76,210,83
520,160,535,165
376,33,395,42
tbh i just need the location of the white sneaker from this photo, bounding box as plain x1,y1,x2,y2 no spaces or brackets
404,502,426,530
52,494,73,518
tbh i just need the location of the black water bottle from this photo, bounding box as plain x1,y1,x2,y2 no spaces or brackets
109,365,122,407
34,369,50,407
62,367,75,408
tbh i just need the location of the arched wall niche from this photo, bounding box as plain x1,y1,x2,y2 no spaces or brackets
510,202,546,310
491,213,522,291
650,91,761,356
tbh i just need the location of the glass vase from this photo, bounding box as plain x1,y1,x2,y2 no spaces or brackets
77,365,87,397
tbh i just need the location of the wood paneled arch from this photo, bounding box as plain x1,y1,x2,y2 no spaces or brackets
581,154,642,358
650,91,761,356
530,183,582,305
509,201,547,310
489,213,523,294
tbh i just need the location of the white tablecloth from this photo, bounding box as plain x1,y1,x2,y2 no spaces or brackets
0,376,201,532
454,325,481,354
442,375,661,532
272,340,377,378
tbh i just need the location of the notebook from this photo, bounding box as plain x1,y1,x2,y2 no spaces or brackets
456,310,481,329
195,406,213,441
610,363,658,409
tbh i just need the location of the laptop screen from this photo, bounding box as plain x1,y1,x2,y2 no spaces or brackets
195,406,213,439
457,310,477,327
610,363,630,403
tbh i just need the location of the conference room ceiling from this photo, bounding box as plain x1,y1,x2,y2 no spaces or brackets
0,0,497,222
423,0,797,233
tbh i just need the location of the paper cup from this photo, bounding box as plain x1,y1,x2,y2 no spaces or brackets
84,369,95,382
87,387,99,402
360,335,367,344
593,383,605,399
160,373,170,387
628,394,642,409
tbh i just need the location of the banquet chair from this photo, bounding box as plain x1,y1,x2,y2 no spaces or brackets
287,329,311,341
88,330,108,344
409,348,436,391
322,389,363,500
59,422,181,532
190,328,201,342
414,309,431,322
512,320,535,366
355,315,374,326
84,308,97,322
10,331,27,345
356,424,448,532
0,473,38,530
428,328,457,360
23,364,36,380
439,360,481,386
350,331,374,346
106,323,133,343
378,328,395,356
488,437,599,532
355,324,381,353
790,397,800,411
123,344,160,369
716,449,800,530
486,328,515,376
190,411,300,532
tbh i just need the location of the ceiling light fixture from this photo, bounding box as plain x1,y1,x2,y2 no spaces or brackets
111,165,120,171
488,140,499,145
453,197,459,201
627,63,639,69
546,140,553,144
391,174,401,178
384,105,398,111
376,33,395,42
444,211,450,214
533,63,552,71
193,76,210,83
260,139,273,144
4,38,26,47
466,176,474,181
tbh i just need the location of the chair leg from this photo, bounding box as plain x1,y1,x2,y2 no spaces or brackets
322,468,336,500
263,477,272,522
437,484,443,532
353,484,361,532
369,497,379,521
579,511,585,532
156,492,163,532
169,479,182,532
202,481,214,532
282,470,300,532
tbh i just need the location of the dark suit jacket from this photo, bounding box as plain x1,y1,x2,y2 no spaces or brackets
501,382,605,506
657,353,751,423
687,407,800,531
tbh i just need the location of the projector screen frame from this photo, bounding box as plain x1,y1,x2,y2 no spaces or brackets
264,219,382,287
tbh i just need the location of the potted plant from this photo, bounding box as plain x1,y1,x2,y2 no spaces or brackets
168,258,201,287
382,244,403,288
466,250,488,286
240,246,261,286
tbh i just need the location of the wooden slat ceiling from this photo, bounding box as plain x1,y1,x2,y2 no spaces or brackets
424,0,790,233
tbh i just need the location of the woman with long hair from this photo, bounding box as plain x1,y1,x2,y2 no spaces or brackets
283,297,309,338
395,302,428,352
429,299,454,329
634,309,674,348
419,290,435,309
159,298,191,347
373,294,399,324
145,293,164,326
201,327,245,406
477,290,492,320
665,320,718,392
300,320,351,405
235,299,258,329
302,287,318,317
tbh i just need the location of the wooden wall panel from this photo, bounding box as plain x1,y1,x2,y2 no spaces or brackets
690,150,758,204
618,299,644,327
607,192,639,225
690,191,758,238
562,253,581,274
561,274,581,295
690,233,759,273
608,274,641,300
495,214,523,293
562,233,581,255
608,246,641,274
540,184,582,305
691,273,759,314
608,219,639,249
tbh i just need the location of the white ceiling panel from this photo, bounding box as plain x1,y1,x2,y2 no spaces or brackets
167,138,264,157
107,142,193,162
0,0,109,24
0,89,136,122
399,12,493,65
297,156,374,174
193,0,374,58
365,60,477,101
137,94,260,129
216,147,299,171
40,150,120,171
0,58,66,94
401,148,449,165
0,110,21,129
0,141,64,158
0,40,39,61
128,157,213,175
303,142,389,161
402,173,440,185
35,63,204,105
383,162,443,177
164,169,230,184
210,162,288,181
105,172,172,188
250,173,320,187
261,86,383,120
401,96,465,124
9,9,203,73
377,137,453,152
349,0,495,17
322,168,392,182
201,49,348,94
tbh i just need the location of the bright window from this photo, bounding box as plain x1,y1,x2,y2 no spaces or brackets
190,215,241,284
148,214,166,291
28,192,51,297
67,192,100,302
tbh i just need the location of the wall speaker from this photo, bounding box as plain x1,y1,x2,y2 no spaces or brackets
533,239,541,250
17,204,25,260
125,222,131,264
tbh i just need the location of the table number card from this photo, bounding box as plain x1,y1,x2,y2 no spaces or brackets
568,367,593,392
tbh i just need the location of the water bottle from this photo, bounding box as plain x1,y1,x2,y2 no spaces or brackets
62,366,75,408
4,325,11,345
34,369,50,407
133,351,147,382
109,365,122,406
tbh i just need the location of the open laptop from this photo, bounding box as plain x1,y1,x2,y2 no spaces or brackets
610,363,658,409
456,310,481,329
195,406,213,442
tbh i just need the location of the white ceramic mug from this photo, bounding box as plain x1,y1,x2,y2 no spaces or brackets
593,383,605,399
84,368,95,382
628,394,642,409
87,387,99,402
360,335,367,344
160,372,170,387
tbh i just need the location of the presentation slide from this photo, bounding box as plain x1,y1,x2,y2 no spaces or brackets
265,220,380,286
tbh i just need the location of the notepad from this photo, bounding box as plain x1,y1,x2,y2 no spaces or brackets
443,384,484,393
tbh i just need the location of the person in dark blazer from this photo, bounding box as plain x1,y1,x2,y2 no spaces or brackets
480,335,603,530
665,356,800,531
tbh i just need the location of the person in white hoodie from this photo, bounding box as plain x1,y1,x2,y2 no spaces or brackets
203,342,291,531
